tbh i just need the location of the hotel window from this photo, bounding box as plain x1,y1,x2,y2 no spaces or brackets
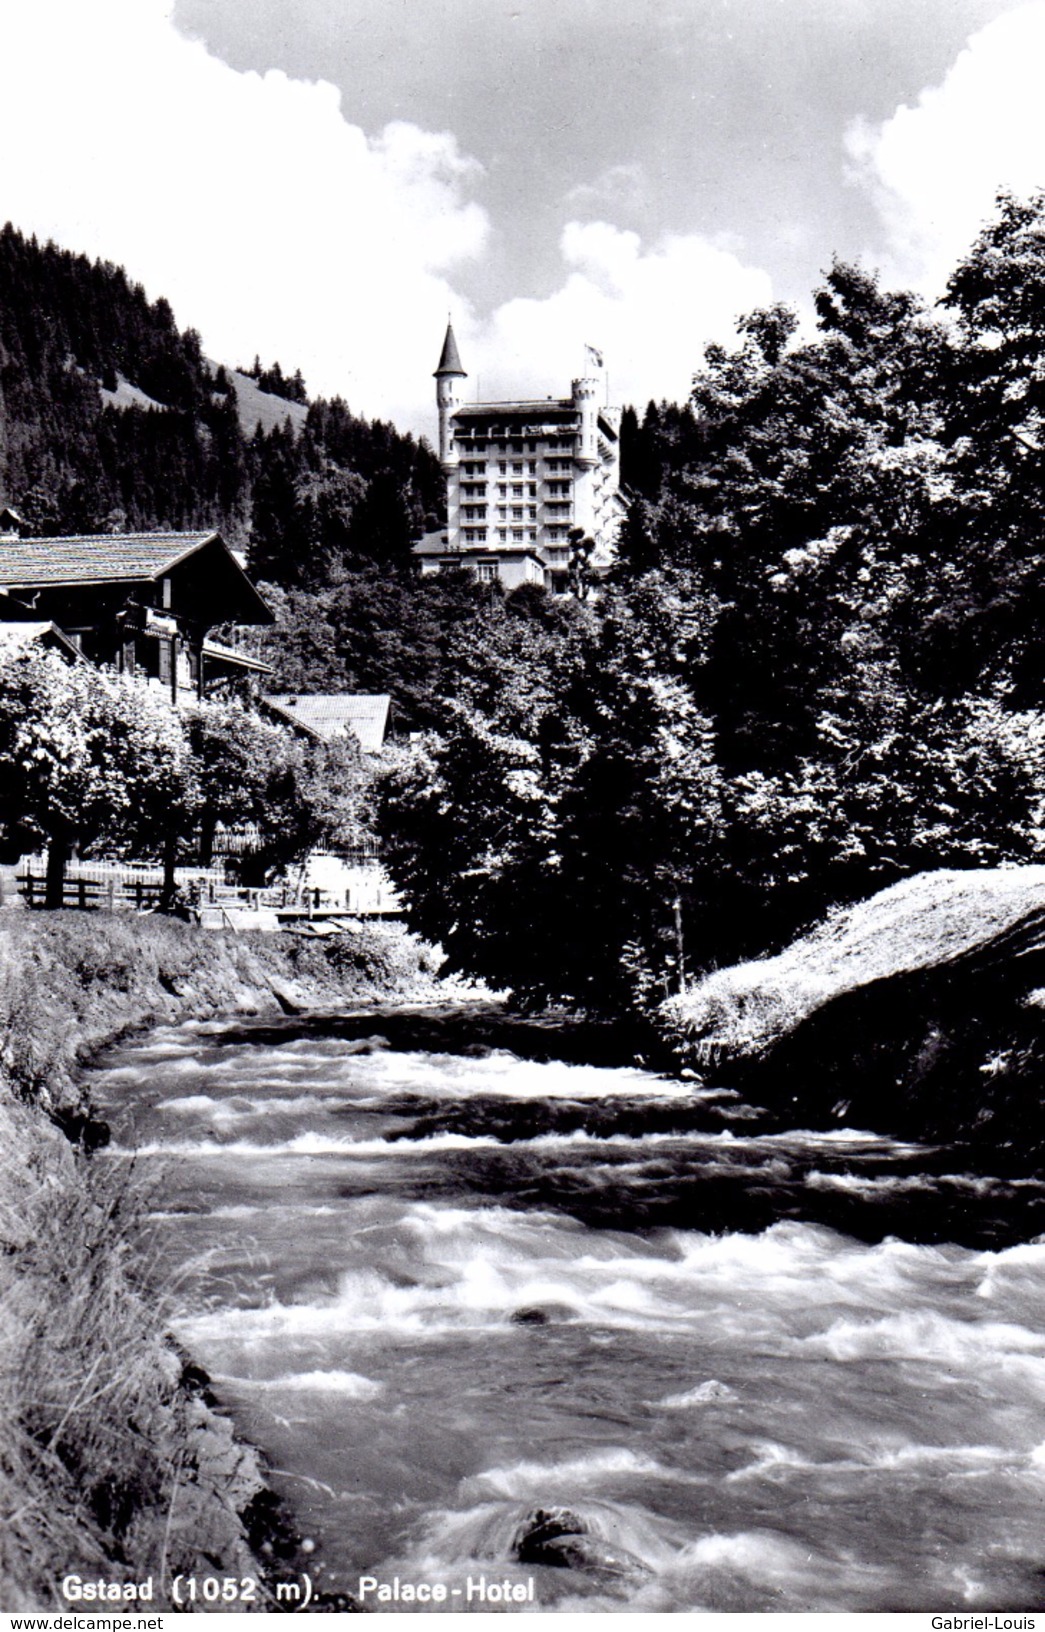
511,506,524,520
497,528,507,540
512,484,523,497
511,462,524,474
528,507,537,520
499,462,507,474
528,483,537,497
528,461,537,474
511,528,524,541
476,561,498,582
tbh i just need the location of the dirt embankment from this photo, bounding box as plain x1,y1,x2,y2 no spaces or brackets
660,867,1045,1157
0,910,440,1611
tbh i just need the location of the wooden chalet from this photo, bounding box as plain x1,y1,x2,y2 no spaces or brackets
0,528,273,700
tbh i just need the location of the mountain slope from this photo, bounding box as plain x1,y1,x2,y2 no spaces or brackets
0,222,442,574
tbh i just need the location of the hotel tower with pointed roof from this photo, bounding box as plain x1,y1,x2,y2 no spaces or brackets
415,322,625,591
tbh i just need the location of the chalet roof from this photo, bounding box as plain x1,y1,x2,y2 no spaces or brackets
434,321,466,378
0,529,273,626
265,692,392,753
0,531,223,587
0,620,84,662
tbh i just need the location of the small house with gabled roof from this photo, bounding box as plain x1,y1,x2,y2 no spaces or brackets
262,692,393,753
0,528,273,700
0,619,85,664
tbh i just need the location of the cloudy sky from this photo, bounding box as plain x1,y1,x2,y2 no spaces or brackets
0,0,1042,437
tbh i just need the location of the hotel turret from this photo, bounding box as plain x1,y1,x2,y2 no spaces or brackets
414,324,625,591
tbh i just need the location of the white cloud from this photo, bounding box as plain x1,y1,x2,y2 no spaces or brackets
0,0,773,443
563,164,648,214
474,221,774,409
0,0,488,432
847,1,1045,295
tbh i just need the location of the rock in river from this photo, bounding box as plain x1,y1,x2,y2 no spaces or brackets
512,1507,651,1579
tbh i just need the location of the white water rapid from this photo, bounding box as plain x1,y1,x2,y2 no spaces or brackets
91,1005,1045,1613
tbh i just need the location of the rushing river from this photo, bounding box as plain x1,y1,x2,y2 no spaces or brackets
91,1003,1045,1613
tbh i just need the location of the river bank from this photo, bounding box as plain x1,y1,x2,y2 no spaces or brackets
660,866,1045,1161
0,909,442,1611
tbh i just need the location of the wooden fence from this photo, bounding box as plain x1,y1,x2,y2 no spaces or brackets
14,855,400,919
15,858,294,913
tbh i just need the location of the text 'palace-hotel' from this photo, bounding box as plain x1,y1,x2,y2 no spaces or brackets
413,323,626,592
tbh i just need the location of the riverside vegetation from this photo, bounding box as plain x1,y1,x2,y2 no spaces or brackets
661,865,1045,1160
0,909,440,1609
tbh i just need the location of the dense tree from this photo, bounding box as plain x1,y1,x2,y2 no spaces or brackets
243,356,309,404
187,699,368,886
376,576,723,1007
0,652,194,908
378,193,1045,1009
254,568,534,726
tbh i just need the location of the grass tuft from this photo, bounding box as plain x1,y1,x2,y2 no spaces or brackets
661,866,1045,1064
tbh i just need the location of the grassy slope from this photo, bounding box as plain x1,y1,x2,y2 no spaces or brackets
661,866,1045,1064
0,911,439,1610
229,370,309,438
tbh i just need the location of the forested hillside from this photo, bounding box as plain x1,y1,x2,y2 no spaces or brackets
0,223,442,569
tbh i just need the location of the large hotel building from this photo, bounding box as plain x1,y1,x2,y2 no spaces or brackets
414,322,626,591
